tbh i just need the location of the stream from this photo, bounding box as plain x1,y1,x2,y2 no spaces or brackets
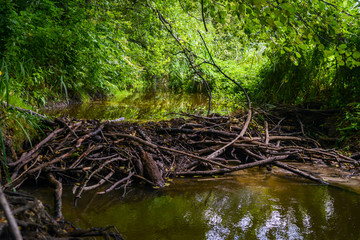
41,90,209,121
28,170,360,240
36,90,360,240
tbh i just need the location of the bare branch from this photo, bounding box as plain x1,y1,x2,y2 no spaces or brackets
201,0,208,32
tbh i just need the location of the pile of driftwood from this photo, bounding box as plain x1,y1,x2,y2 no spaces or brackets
4,110,359,195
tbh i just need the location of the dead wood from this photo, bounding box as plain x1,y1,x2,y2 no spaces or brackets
138,146,165,187
2,109,358,203
273,162,328,184
0,109,359,240
176,155,290,176
0,189,124,239
48,173,63,220
0,184,23,240
1,101,53,125
75,124,104,148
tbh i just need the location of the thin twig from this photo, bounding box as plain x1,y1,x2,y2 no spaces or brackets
0,185,23,240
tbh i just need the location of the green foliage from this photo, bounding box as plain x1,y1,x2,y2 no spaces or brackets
1,0,359,110
0,122,11,185
2,1,149,104
191,0,360,107
256,47,334,105
338,103,360,135
0,64,44,185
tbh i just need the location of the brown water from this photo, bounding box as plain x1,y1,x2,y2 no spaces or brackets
29,169,360,240
41,90,209,121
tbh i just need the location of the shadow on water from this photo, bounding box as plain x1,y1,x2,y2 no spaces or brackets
29,169,360,240
41,90,208,121
35,90,360,239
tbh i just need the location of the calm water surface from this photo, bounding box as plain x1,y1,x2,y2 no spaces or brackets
31,170,360,240
41,91,208,121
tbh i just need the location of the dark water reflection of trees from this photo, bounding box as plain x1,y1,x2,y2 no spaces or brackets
56,174,360,240
42,91,208,121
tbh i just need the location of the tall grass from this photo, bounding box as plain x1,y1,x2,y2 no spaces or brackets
1,60,9,107
0,123,11,185
0,60,38,187
0,64,11,185
60,75,69,104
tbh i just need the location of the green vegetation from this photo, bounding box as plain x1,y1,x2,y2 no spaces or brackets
0,0,265,105
0,0,359,146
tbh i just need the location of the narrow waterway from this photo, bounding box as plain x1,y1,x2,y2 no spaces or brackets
41,90,209,121
37,91,360,240
29,169,360,240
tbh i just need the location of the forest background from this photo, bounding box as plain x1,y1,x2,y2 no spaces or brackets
0,0,359,153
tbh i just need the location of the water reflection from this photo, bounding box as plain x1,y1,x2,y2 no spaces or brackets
47,173,360,240
41,91,208,121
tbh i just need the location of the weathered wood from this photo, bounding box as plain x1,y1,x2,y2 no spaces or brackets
48,173,63,220
0,185,23,240
138,146,165,187
1,101,51,123
176,155,289,176
205,109,252,160
8,127,65,167
273,162,328,185
76,124,104,148
5,110,358,198
97,173,135,195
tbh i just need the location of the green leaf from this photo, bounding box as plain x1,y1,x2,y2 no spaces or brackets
298,44,307,50
319,2,326,11
284,47,292,52
353,51,360,59
354,61,360,67
346,58,353,68
339,44,347,49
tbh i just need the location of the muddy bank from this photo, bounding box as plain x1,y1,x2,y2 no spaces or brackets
271,162,360,194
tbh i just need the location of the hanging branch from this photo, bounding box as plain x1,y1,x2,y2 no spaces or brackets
318,0,354,17
197,31,252,110
154,3,253,158
156,9,213,115
178,0,202,21
201,0,208,32
197,31,252,160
